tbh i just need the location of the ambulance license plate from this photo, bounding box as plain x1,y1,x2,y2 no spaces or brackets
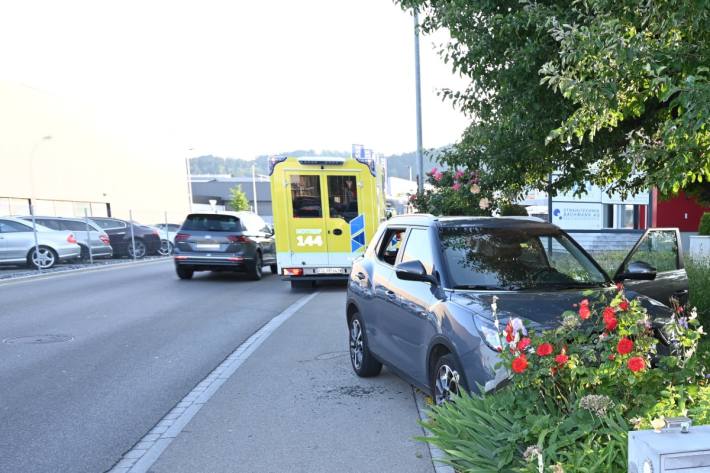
316,267,346,274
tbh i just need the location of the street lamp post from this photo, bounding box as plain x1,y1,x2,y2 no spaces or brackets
29,135,52,272
414,11,424,194
186,148,194,212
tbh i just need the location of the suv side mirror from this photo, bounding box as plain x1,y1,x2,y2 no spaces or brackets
617,261,657,281
395,260,437,285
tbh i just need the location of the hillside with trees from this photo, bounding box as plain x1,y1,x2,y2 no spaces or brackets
189,148,445,180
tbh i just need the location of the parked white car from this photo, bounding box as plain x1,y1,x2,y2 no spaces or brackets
0,216,81,269
153,223,181,255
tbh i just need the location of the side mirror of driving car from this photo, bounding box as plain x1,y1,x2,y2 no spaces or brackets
395,260,437,285
617,260,657,281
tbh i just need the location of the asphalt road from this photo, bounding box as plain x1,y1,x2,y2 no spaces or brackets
0,260,305,473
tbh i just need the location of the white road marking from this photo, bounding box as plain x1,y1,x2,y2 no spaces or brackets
107,291,320,473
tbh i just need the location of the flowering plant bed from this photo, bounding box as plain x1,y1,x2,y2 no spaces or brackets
420,286,709,473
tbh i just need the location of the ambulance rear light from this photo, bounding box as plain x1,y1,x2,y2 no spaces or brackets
283,268,304,277
268,155,287,175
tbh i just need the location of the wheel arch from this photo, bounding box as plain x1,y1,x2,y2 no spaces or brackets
427,336,467,390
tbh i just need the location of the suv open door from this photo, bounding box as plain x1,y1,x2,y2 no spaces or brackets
613,228,689,307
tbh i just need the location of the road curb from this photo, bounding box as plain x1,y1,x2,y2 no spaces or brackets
0,257,170,286
414,390,456,473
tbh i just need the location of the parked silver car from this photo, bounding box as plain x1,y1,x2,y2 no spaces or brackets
0,216,81,269
18,216,113,260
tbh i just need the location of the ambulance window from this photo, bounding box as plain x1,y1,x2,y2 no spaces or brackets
291,175,322,218
327,175,358,222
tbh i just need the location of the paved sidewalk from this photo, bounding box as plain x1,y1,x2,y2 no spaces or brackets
149,287,435,473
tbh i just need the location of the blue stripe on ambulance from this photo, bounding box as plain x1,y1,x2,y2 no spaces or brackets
350,214,366,253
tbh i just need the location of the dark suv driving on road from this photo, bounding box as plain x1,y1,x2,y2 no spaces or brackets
173,212,277,280
346,215,687,403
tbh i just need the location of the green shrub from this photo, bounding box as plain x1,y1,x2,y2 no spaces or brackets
698,213,710,235
499,203,529,217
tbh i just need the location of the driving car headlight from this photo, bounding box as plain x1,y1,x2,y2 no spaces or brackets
473,314,503,352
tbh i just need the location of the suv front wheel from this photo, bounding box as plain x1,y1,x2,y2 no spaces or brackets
432,353,468,405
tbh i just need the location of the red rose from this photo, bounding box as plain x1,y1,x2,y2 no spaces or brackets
627,356,645,372
603,307,615,319
676,306,684,314
511,354,528,373
617,337,633,355
555,354,569,365
619,300,630,311
608,354,615,361
536,343,553,356
604,316,618,331
579,302,591,320
517,337,531,351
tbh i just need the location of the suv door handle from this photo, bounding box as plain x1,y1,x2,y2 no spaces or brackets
386,290,396,299
356,272,366,280
333,228,343,236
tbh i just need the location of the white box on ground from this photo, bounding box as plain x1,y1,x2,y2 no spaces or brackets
629,425,710,472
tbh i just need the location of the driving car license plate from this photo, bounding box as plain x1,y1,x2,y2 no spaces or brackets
316,267,346,274
196,243,220,250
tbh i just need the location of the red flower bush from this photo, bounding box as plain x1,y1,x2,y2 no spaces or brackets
536,343,553,356
627,357,646,372
511,354,528,373
619,300,630,311
617,337,633,355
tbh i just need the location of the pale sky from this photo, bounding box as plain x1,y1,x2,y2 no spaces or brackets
0,0,469,160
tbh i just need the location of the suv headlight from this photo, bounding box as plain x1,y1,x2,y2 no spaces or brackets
473,314,503,352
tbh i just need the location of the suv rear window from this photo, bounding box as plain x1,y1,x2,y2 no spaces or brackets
182,214,243,232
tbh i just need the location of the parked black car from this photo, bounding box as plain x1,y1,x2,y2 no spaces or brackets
173,211,277,280
346,215,688,404
90,217,161,258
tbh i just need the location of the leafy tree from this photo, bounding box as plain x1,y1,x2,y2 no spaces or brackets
396,0,709,200
229,186,250,211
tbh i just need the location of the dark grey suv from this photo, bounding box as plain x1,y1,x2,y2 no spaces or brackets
173,212,276,280
346,215,687,403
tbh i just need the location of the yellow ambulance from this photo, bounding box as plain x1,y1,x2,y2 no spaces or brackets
268,150,386,288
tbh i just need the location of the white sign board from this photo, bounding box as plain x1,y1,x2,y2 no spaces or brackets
551,202,603,229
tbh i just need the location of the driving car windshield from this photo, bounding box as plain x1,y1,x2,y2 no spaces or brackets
181,214,242,232
440,226,609,290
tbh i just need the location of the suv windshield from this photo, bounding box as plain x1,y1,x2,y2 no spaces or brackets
182,214,242,232
440,226,609,290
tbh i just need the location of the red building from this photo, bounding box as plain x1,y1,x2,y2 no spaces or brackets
652,190,709,232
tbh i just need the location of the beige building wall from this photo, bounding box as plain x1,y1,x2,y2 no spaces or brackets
0,81,190,225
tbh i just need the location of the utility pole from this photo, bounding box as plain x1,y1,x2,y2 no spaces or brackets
414,10,424,194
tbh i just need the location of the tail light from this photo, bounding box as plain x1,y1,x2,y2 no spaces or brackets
227,235,251,243
99,234,110,245
152,229,160,236
175,233,190,242
67,234,77,244
283,268,304,277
